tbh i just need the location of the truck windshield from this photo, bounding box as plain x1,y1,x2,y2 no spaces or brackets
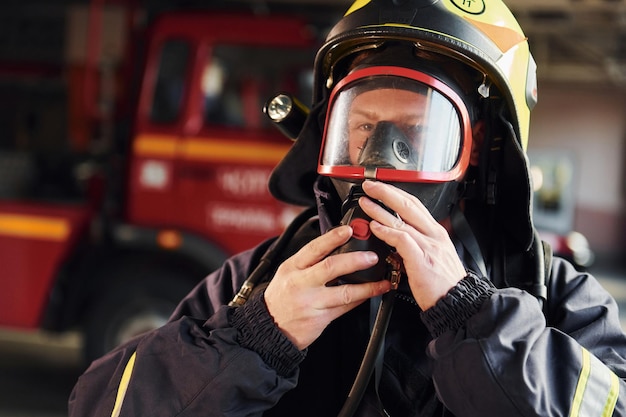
149,41,314,129
201,44,313,129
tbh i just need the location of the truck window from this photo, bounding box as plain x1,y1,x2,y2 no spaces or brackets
202,44,313,129
0,78,74,200
149,39,191,123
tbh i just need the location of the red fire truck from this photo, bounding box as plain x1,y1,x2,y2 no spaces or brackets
0,3,318,363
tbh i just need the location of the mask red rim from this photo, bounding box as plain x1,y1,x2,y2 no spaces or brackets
318,66,473,183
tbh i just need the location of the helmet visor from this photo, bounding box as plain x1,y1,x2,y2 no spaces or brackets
319,66,473,183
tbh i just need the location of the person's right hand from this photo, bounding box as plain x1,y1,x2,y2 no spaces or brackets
264,225,392,350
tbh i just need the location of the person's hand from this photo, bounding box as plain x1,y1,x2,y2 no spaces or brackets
264,225,392,350
359,180,466,310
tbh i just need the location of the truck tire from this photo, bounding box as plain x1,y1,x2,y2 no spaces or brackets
82,267,198,364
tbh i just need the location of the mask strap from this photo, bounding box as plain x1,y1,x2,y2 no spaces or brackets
451,204,488,277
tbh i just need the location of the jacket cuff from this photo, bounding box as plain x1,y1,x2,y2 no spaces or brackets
420,271,495,337
229,291,306,376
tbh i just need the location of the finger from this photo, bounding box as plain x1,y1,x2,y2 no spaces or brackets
361,180,438,233
369,219,424,258
362,180,430,217
368,215,454,268
359,196,406,230
306,250,379,287
319,279,392,311
359,188,439,265
290,225,353,270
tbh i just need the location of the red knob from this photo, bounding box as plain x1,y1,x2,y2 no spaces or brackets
350,218,371,240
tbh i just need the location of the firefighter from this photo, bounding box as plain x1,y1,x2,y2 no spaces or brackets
69,1,626,416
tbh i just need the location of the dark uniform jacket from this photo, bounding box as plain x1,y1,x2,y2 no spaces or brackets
69,188,626,417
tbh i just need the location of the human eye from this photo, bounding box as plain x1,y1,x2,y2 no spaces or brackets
357,122,374,133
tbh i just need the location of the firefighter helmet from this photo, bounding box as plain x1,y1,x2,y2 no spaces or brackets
315,0,537,148
269,0,537,249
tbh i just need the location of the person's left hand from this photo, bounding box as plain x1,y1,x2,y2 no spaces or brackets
359,180,467,310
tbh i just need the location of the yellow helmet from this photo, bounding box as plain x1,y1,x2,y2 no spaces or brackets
314,0,537,150
269,0,537,249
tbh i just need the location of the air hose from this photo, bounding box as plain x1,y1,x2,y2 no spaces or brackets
229,203,399,417
337,288,397,417
229,205,318,307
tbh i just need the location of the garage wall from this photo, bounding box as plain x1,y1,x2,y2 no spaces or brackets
527,83,626,258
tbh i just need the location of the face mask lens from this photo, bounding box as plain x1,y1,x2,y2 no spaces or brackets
320,69,470,183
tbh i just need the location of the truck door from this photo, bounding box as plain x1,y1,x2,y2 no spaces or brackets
127,13,317,255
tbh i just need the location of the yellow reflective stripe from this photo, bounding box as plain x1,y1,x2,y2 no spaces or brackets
570,349,591,417
111,352,137,417
0,213,70,241
603,372,620,417
570,348,620,417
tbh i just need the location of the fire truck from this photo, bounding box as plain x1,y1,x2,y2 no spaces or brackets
0,3,320,363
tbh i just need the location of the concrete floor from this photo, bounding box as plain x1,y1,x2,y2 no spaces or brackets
1,265,625,417
0,331,82,417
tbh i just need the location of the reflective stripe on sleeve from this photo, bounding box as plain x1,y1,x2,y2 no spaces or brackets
111,352,137,417
570,348,619,417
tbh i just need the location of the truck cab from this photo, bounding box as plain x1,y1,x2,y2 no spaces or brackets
0,7,317,363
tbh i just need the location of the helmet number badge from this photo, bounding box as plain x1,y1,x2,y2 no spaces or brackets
450,0,485,15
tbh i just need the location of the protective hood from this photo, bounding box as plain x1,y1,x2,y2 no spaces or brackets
268,101,326,207
269,0,537,251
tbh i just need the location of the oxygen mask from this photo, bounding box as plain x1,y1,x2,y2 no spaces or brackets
318,65,475,222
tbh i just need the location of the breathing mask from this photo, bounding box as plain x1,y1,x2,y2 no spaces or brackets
320,62,475,284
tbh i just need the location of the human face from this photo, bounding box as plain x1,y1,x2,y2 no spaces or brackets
347,88,428,165
319,66,473,183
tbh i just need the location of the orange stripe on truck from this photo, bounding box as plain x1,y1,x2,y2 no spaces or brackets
0,214,70,241
133,134,291,164
133,134,179,157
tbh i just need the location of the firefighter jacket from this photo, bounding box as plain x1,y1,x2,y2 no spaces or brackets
69,186,626,417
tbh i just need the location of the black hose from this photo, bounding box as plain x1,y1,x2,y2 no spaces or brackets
230,203,398,417
337,289,397,417
229,206,318,307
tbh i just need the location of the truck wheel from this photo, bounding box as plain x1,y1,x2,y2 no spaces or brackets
83,268,197,364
